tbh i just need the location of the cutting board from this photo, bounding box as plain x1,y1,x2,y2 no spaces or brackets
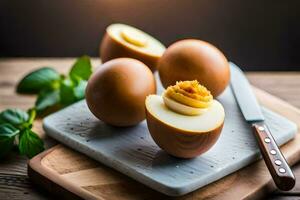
28,87,300,200
36,61,300,196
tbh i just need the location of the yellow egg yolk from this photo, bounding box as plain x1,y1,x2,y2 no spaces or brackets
163,81,213,115
120,28,148,47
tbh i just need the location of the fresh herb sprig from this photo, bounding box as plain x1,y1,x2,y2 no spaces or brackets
0,108,43,158
17,55,93,114
0,56,93,159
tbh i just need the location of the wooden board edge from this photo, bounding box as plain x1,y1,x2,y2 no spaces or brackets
28,145,100,200
28,138,300,200
28,87,300,200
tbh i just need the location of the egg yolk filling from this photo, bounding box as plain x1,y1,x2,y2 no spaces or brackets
120,28,148,47
163,80,213,115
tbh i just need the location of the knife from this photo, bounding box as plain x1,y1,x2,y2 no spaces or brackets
230,63,295,191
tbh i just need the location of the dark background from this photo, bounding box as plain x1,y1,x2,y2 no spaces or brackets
0,0,299,71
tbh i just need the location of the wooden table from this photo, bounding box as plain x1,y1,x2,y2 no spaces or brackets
0,58,299,200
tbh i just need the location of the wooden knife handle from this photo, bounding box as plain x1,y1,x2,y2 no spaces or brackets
252,122,295,191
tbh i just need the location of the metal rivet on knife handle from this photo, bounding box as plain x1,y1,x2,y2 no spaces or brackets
279,168,286,173
264,137,271,143
275,160,282,166
252,122,295,191
270,150,277,155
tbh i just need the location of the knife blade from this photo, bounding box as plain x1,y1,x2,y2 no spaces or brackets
230,62,295,191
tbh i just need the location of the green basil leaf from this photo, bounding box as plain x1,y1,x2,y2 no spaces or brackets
35,89,60,112
0,123,20,158
69,56,92,81
0,109,29,128
60,79,76,105
0,123,19,137
73,80,87,100
18,129,44,158
17,67,60,94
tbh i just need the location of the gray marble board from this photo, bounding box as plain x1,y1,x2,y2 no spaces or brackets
43,69,297,196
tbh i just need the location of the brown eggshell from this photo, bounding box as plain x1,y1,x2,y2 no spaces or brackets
85,58,156,126
100,33,159,71
158,39,230,97
145,109,223,158
100,29,163,72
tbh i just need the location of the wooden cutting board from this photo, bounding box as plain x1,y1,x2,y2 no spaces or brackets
28,87,300,200
41,84,297,196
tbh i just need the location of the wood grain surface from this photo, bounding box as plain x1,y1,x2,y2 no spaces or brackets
0,58,300,200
